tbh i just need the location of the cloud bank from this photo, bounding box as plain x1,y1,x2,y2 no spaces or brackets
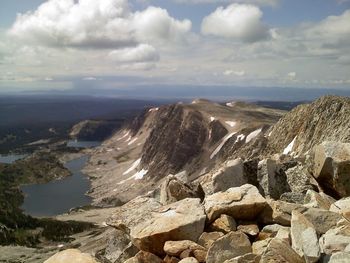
9,0,192,49
201,4,270,42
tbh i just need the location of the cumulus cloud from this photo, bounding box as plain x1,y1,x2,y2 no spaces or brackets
108,44,159,63
174,0,278,6
201,4,270,43
223,69,245,76
133,7,192,45
287,72,296,80
9,0,192,49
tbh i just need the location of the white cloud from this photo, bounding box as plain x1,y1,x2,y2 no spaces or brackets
223,69,246,76
174,0,279,6
201,4,270,43
9,0,192,49
108,44,159,63
133,7,192,45
287,72,296,80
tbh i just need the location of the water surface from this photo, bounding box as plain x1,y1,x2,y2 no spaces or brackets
0,154,27,164
21,155,92,217
66,140,101,148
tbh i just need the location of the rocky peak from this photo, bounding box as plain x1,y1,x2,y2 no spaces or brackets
140,104,208,178
264,95,350,157
70,119,122,141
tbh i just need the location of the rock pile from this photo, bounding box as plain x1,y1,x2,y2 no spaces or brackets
50,187,349,262
45,97,350,263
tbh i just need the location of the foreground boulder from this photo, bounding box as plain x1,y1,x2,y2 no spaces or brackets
129,198,206,255
260,238,304,263
257,159,290,199
160,175,203,205
212,158,246,193
259,200,302,226
291,210,320,263
304,189,335,210
95,229,138,263
164,240,206,257
298,207,341,235
107,196,162,232
206,231,252,263
313,141,350,197
209,214,237,233
124,251,163,263
197,232,224,249
44,249,98,263
329,252,350,262
319,224,350,255
223,253,260,263
330,197,350,219
204,184,267,222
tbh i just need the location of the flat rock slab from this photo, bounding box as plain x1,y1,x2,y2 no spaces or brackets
291,210,320,263
44,249,98,263
130,198,206,255
204,184,267,222
260,238,304,263
206,231,252,263
164,240,206,257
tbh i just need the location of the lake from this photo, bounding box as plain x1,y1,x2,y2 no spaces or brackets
20,155,92,217
66,140,102,148
0,154,27,164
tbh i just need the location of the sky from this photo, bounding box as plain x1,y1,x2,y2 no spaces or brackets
0,0,350,99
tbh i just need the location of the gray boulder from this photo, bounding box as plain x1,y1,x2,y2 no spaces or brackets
204,184,267,222
313,141,350,197
291,210,320,263
206,231,252,263
257,159,290,199
260,238,304,263
130,198,206,255
160,175,203,205
319,224,350,255
212,158,246,193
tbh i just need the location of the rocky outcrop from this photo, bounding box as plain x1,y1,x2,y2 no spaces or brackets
204,184,267,222
265,96,350,157
70,119,122,141
44,249,98,263
130,198,206,255
209,120,228,146
140,105,208,178
313,141,350,198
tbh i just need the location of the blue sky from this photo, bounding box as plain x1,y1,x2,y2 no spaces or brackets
0,0,350,98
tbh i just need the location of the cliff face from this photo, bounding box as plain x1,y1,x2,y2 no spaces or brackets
70,119,123,141
140,105,208,178
264,96,350,156
85,100,286,204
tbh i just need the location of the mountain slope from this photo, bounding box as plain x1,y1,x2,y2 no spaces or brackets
84,99,285,205
264,95,350,157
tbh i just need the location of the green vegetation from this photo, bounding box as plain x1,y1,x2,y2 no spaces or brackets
0,152,94,247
